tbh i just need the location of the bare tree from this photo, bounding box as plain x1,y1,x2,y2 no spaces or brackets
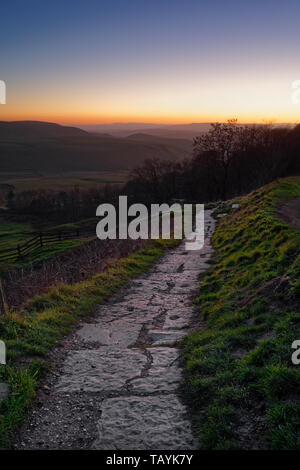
193,119,240,199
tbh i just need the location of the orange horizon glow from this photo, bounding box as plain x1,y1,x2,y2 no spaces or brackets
3,1,300,130
2,77,300,126
2,68,300,127
1,110,300,127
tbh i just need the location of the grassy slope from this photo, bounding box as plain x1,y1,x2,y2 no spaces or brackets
0,220,34,251
182,176,300,450
0,238,178,448
0,217,99,268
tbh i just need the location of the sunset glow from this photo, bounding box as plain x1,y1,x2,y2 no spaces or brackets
1,0,300,125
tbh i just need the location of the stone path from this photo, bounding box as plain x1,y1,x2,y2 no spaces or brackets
16,211,215,450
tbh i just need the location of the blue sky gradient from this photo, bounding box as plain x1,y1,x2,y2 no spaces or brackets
1,0,300,123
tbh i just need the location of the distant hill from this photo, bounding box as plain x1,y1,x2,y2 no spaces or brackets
126,127,206,140
79,122,296,140
0,121,190,173
126,133,192,152
0,121,88,140
80,122,211,140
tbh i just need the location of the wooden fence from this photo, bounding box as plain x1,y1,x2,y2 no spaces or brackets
0,227,96,264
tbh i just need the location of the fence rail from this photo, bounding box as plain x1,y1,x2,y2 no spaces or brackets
0,227,96,264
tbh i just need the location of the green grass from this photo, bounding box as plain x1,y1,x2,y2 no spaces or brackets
0,238,178,448
182,176,300,450
0,220,34,251
20,239,84,264
0,216,99,270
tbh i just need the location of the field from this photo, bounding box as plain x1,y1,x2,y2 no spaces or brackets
0,220,34,251
0,216,98,268
0,170,128,193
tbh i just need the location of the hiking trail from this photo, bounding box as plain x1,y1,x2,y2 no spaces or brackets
16,211,215,450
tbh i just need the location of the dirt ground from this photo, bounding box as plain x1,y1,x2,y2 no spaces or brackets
277,196,300,230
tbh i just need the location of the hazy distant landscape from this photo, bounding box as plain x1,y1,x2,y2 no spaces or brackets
0,170,129,192
0,121,194,192
79,122,211,139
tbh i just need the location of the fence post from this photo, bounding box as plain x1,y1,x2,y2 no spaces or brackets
0,278,8,315
76,228,79,237
59,231,62,241
39,232,43,247
17,244,21,259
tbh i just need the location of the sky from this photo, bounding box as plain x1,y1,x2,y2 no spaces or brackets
1,0,300,125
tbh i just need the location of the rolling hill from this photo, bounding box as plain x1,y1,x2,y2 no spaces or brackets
126,133,192,153
0,121,88,139
0,121,191,174
80,122,211,139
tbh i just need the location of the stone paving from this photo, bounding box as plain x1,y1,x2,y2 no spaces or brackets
16,211,215,450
